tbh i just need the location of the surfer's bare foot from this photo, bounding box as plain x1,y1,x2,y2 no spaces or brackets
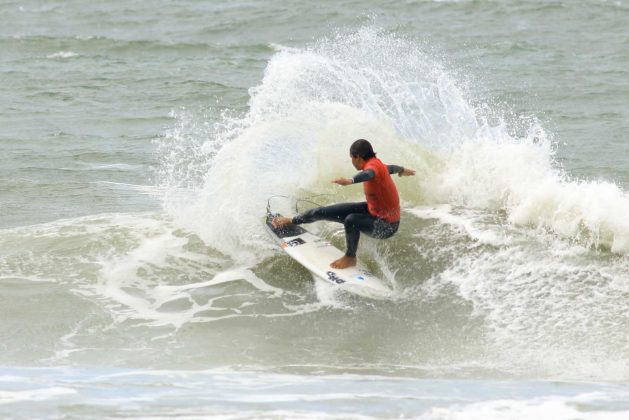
272,216,293,228
330,256,357,269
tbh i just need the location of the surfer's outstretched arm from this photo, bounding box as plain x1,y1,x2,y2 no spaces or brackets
387,165,415,177
332,165,415,186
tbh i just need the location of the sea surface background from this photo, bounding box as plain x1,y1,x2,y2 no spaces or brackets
2,0,629,418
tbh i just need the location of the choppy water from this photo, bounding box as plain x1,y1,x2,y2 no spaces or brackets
2,0,629,418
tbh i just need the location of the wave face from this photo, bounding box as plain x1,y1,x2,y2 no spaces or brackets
154,28,629,382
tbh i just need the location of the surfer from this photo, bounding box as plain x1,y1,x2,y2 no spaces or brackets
272,139,415,269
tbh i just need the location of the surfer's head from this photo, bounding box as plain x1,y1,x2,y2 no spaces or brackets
350,139,376,160
350,139,375,170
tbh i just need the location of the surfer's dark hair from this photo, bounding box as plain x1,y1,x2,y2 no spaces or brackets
350,139,376,160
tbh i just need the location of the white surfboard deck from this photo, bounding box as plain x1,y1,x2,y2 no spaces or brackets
264,212,392,299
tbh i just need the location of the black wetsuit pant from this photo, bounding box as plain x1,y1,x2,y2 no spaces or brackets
293,202,399,258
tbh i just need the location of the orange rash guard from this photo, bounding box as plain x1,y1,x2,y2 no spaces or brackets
361,157,400,223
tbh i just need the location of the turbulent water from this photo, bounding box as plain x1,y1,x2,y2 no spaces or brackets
2,0,629,418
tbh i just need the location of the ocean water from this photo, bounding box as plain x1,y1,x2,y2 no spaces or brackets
2,0,629,418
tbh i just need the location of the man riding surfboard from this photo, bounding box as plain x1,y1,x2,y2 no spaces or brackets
272,139,415,269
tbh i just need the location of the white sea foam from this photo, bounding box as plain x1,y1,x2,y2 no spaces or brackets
46,51,79,59
2,367,627,419
86,163,144,171
0,211,330,351
429,136,629,253
408,205,509,246
94,181,165,196
0,387,76,404
90,218,257,328
422,393,629,420
421,218,629,381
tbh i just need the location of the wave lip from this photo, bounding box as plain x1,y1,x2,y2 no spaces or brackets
431,135,629,253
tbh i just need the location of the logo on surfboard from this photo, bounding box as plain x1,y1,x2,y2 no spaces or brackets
326,271,346,284
282,238,306,248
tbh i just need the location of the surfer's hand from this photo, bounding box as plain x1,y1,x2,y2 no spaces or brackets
399,168,416,177
332,177,353,186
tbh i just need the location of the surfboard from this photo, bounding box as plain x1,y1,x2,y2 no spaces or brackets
264,210,392,299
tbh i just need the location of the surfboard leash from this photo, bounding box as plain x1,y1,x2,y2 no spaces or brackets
266,194,334,216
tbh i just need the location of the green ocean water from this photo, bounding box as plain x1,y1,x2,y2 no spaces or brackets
2,1,629,418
